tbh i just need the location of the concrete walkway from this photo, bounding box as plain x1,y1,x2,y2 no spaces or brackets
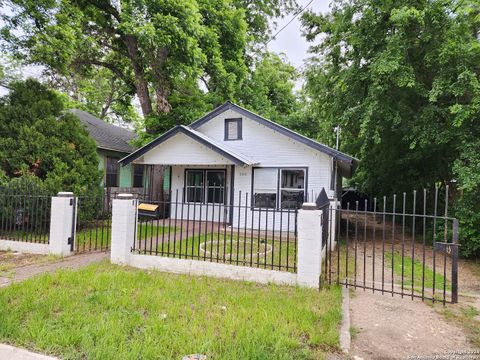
0,344,58,360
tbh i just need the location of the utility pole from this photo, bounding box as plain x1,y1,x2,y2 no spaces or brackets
333,126,341,207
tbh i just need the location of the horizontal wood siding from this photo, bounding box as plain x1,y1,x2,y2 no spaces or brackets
139,133,235,165
196,109,334,199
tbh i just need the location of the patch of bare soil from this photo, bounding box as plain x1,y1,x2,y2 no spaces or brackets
0,251,53,275
349,290,476,359
339,215,480,358
0,251,108,287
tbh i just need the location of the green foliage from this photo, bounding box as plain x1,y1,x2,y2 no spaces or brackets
238,52,299,125
302,0,480,257
0,78,102,195
1,0,299,136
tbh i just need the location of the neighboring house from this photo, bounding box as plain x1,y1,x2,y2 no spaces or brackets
71,109,167,198
119,102,358,229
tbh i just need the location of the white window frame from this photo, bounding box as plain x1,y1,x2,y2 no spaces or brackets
252,167,307,209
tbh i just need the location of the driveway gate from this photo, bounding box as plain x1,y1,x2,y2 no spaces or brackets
323,186,459,304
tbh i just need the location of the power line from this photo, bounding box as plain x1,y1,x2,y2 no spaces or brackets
265,0,315,46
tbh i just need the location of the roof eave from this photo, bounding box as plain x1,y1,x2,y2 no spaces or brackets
119,125,252,167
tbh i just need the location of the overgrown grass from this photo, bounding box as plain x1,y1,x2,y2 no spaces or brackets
152,232,297,272
384,252,450,292
0,262,342,359
441,305,480,348
75,222,177,249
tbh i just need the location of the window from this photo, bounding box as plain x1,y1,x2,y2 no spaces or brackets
224,118,242,140
133,164,144,188
105,157,120,187
185,169,225,203
252,168,306,209
253,168,278,209
280,169,305,209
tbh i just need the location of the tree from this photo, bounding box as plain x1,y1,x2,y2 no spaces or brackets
45,67,139,125
301,0,480,257
237,52,299,124
0,78,102,195
1,0,299,134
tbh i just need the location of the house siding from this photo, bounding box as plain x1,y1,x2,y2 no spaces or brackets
195,108,334,199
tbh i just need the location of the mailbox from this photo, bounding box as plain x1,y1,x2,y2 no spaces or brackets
137,203,160,218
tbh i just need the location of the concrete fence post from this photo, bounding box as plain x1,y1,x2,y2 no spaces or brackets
111,194,137,265
48,192,76,256
296,202,323,288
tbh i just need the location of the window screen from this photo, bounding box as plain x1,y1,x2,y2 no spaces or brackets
185,169,225,203
206,170,225,204
280,169,305,209
225,118,242,140
133,164,144,188
106,157,119,187
186,170,204,203
253,168,277,208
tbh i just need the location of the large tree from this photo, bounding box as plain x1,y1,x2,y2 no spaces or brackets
1,0,298,134
301,0,480,256
0,78,101,194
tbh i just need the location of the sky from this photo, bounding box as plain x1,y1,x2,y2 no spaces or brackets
267,0,332,70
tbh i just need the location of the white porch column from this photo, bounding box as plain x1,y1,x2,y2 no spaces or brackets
48,192,76,256
296,202,323,288
111,194,137,265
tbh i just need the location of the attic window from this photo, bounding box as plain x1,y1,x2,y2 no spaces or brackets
224,118,242,141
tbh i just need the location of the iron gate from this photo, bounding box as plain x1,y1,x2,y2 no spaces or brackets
323,186,459,304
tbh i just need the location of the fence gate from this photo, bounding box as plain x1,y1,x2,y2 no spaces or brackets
323,186,459,304
73,194,112,253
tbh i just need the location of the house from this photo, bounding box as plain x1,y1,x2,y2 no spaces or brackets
119,102,358,229
71,109,167,199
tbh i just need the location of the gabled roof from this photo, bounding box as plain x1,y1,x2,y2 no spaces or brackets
71,109,136,154
190,101,358,176
119,125,257,166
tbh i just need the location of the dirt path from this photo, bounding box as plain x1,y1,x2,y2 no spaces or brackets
349,290,477,359
0,251,108,288
338,214,480,358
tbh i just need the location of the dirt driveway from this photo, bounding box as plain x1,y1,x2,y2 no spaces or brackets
339,215,480,359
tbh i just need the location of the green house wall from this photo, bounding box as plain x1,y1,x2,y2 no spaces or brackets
97,149,133,188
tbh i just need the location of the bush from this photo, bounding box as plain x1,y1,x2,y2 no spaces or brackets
0,79,102,197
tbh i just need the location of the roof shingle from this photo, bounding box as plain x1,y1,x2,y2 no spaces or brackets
71,109,136,154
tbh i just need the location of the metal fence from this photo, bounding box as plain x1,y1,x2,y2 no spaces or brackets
0,183,52,244
324,186,459,304
132,188,298,273
74,194,112,252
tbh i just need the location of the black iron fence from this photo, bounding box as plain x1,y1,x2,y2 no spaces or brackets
324,186,459,304
74,194,112,252
132,188,298,273
0,182,52,244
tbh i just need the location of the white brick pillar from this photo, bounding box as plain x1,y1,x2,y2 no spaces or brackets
111,194,137,265
297,202,323,288
49,192,76,256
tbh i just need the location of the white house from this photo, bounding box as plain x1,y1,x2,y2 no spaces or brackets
119,102,357,231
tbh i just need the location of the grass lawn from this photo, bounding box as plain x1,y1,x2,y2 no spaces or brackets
0,262,342,360
150,232,297,272
384,251,450,292
75,222,177,250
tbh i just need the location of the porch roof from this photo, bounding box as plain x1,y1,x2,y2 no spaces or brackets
119,125,257,166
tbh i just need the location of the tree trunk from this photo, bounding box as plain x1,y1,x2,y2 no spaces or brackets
153,47,172,114
123,34,153,119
